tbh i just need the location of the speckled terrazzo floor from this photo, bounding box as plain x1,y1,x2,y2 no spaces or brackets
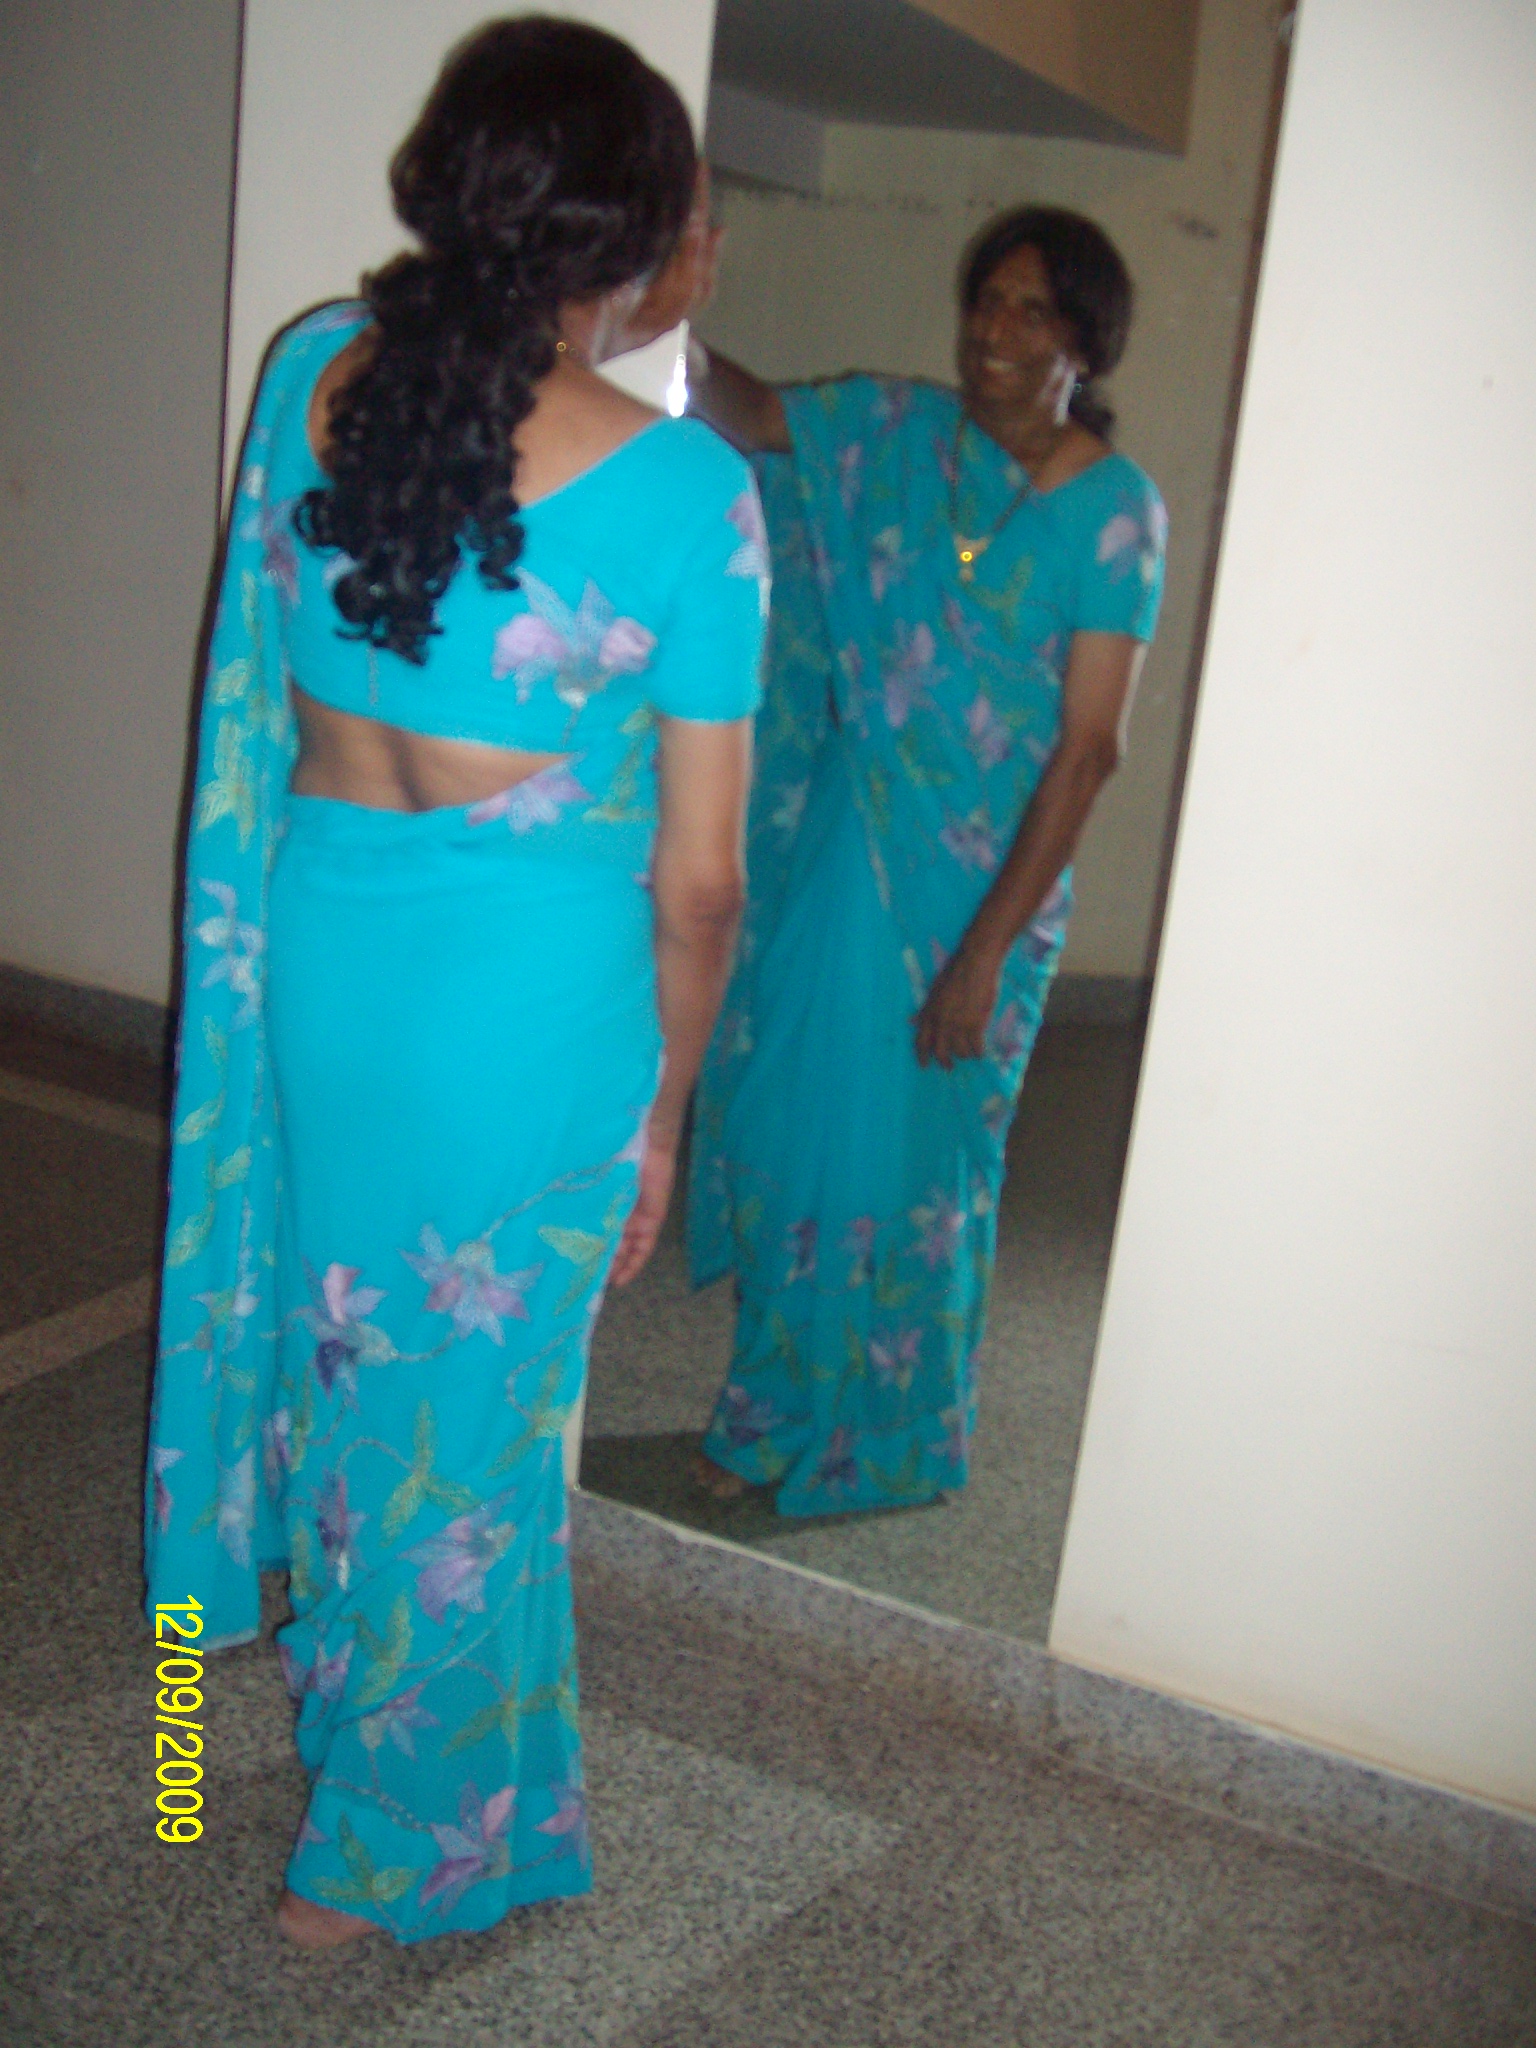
2,1013,1534,2046
582,1023,1144,1642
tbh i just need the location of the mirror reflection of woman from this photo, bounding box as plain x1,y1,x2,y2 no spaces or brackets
668,202,1166,1515
144,21,763,1948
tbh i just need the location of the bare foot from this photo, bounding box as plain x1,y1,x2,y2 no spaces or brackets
691,1449,750,1502
276,1887,378,1952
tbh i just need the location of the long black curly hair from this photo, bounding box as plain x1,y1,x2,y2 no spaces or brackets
961,206,1133,441
295,16,696,665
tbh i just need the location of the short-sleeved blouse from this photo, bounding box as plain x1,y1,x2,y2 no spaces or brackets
258,304,769,866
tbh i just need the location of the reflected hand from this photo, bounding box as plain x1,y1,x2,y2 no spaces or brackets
914,945,1002,1070
610,163,722,357
609,1135,677,1287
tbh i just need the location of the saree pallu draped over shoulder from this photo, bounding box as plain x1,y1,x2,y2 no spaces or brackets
689,375,1165,1519
145,304,765,1939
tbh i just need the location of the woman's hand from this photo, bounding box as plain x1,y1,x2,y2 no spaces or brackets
610,1135,678,1288
609,163,722,358
914,943,1003,1070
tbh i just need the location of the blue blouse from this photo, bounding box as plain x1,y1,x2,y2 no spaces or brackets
257,303,768,865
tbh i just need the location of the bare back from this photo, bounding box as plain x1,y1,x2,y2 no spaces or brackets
291,332,663,813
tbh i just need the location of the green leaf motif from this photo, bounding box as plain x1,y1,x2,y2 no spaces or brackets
165,1198,215,1270
380,1471,425,1545
874,1252,918,1311
538,1224,609,1314
869,1441,927,1500
175,1094,224,1146
355,1592,413,1709
212,1144,251,1191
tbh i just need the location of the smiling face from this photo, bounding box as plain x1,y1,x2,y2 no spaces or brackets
957,242,1085,438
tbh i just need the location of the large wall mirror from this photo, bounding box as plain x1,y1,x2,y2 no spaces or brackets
581,0,1291,1645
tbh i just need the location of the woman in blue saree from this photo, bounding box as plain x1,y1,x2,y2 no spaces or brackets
143,21,763,1948
684,207,1166,1518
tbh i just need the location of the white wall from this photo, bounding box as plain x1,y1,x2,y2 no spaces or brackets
1051,0,1536,1813
0,0,240,1005
695,0,1282,979
229,0,720,469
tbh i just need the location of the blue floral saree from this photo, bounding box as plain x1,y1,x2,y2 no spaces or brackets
145,304,765,1939
689,375,1164,1518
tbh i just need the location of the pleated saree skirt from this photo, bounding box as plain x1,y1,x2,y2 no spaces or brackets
263,794,658,1940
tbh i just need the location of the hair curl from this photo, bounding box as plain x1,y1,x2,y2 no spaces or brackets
295,16,696,664
961,205,1133,440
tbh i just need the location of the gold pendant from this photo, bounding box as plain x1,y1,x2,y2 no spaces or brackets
954,533,990,584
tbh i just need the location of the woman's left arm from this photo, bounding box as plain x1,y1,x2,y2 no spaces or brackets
914,631,1147,1070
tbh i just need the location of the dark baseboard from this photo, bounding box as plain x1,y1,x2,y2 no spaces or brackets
0,962,171,1065
1044,972,1151,1026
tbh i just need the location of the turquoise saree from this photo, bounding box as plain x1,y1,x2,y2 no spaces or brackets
145,304,765,1938
689,375,1164,1518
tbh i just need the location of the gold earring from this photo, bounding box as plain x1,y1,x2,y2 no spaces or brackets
555,338,569,354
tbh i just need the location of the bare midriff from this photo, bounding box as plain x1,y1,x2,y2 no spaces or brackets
289,688,568,814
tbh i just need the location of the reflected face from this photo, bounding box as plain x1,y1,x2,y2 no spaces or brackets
958,243,1083,426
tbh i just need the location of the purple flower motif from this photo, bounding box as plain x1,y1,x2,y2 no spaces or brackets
317,1469,367,1590
279,1635,354,1704
1096,511,1142,566
987,1001,1026,1070
152,1445,184,1533
933,430,959,489
359,1682,440,1759
814,1426,859,1495
1023,876,1070,963
870,1327,923,1391
964,693,1012,771
467,760,591,834
837,442,864,514
491,572,656,710
843,1216,877,1288
881,621,937,730
785,1219,818,1285
259,501,300,607
941,592,983,659
491,611,567,686
408,1499,517,1623
725,487,772,616
809,535,838,595
536,1783,590,1864
403,1226,543,1345
216,1449,255,1567
298,1813,329,1847
771,779,809,837
981,1093,1012,1140
262,1408,292,1497
301,1260,391,1398
719,1383,782,1448
421,1784,516,1911
909,1190,966,1271
193,881,264,1029
868,526,917,604
872,382,912,435
939,811,999,873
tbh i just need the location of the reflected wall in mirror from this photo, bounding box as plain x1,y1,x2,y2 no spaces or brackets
582,0,1290,1643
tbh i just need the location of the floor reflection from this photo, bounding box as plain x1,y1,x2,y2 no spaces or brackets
583,1018,1145,1642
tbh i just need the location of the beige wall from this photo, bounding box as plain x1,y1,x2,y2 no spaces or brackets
696,0,1283,977
0,0,241,1005
1052,0,1536,1812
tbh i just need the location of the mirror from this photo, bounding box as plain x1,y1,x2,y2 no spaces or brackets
581,0,1291,1644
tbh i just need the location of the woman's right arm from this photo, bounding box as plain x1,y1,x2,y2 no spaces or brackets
608,714,754,1286
685,340,791,456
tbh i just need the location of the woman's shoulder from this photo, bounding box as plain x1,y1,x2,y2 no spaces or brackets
1072,448,1163,511
783,371,957,435
641,414,757,510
